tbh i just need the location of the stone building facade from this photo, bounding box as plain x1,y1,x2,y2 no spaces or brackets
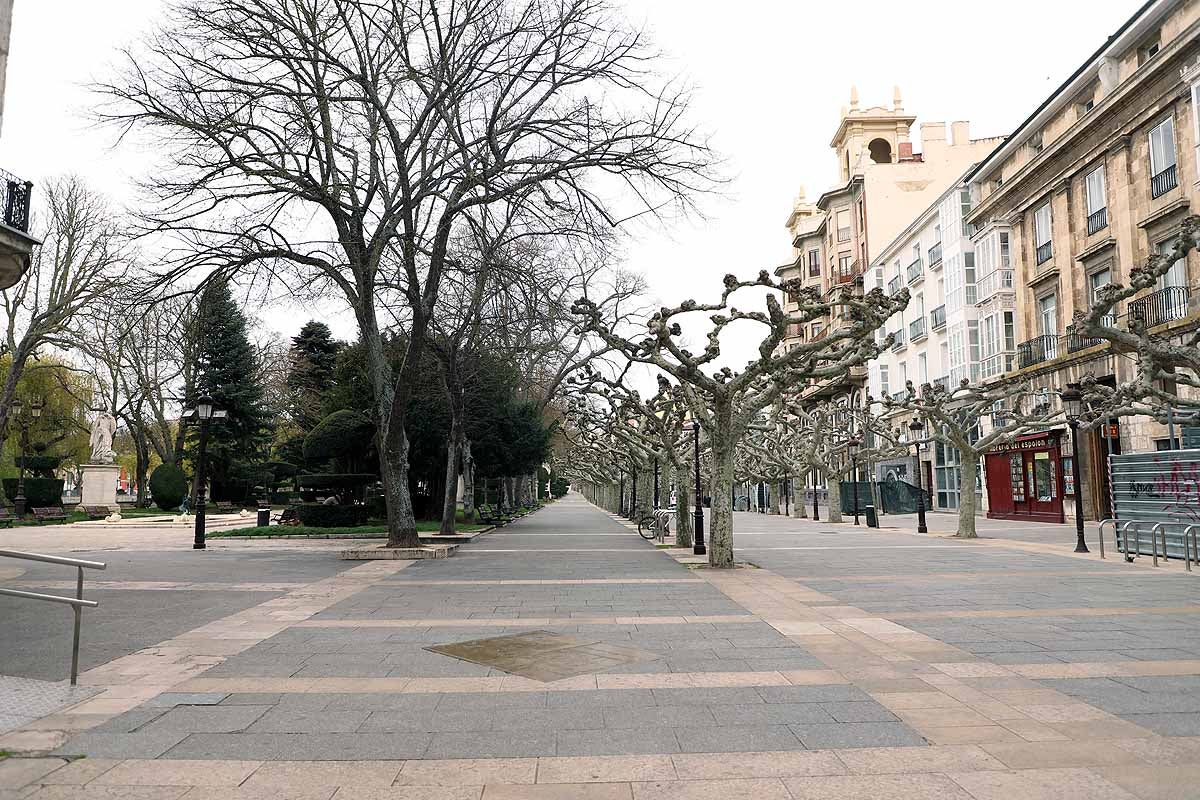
965,0,1200,521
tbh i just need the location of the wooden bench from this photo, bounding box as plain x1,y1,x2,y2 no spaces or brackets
476,505,512,526
0,507,15,527
82,506,111,520
214,501,235,513
31,507,68,524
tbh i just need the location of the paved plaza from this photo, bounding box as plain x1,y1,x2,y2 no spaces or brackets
1,495,1199,798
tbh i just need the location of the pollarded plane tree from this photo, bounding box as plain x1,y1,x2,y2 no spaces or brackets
101,0,716,548
570,368,697,545
779,397,908,524
559,402,641,514
1073,215,1200,422
884,379,1060,538
573,272,907,567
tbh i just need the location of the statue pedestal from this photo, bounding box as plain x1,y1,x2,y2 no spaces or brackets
79,464,121,511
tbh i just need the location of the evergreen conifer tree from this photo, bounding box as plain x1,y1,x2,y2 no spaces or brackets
287,321,342,429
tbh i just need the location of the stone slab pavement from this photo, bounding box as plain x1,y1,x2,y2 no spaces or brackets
0,493,1197,798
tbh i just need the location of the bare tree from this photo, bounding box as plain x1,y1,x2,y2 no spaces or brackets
886,380,1060,538
0,177,127,460
100,0,714,547
574,273,906,567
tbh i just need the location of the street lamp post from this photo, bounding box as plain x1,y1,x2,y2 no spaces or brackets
1061,383,1089,554
811,468,819,521
783,474,790,516
186,395,227,550
848,437,861,526
629,463,638,520
691,420,706,556
908,419,928,534
9,398,43,518
653,458,660,509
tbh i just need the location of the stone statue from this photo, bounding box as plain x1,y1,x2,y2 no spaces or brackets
88,412,118,464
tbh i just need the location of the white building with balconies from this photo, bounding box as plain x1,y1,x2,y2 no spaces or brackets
866,174,986,511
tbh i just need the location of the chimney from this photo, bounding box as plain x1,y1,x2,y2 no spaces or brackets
920,122,947,147
951,121,971,146
898,142,914,161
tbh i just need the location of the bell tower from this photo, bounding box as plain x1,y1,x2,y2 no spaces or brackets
831,86,916,181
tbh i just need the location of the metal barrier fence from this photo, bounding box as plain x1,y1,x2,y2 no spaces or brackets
0,549,106,684
1108,449,1200,562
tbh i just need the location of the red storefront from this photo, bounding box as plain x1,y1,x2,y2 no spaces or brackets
984,430,1065,523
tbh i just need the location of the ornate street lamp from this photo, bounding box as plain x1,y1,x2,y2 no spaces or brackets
847,436,861,526
185,394,227,550
908,418,928,534
1061,383,1089,554
689,418,706,556
9,397,43,517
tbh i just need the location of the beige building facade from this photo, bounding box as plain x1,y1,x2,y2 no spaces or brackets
966,0,1200,522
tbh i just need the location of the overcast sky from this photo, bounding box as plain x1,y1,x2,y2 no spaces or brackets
0,0,1143,348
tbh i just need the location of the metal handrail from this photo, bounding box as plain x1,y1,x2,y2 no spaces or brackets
0,549,106,684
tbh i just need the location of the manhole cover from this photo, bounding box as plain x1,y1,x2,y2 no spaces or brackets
426,630,659,682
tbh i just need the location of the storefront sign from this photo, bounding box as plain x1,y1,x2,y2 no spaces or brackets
987,431,1059,454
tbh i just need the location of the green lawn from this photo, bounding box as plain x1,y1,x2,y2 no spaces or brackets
211,520,488,538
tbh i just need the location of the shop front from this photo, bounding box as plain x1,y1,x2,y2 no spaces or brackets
984,430,1065,523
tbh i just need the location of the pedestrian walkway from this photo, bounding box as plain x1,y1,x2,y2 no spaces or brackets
1,494,1198,798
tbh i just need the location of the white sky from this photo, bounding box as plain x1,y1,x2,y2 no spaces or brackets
0,0,1143,349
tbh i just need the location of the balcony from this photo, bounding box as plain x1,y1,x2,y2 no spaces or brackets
1036,241,1053,265
837,226,852,243
890,328,907,351
1087,207,1108,236
836,261,859,284
976,269,1014,304
928,242,943,268
1151,164,1178,199
1066,314,1116,352
887,275,905,296
909,317,927,342
929,305,947,331
1018,335,1059,368
932,376,950,392
1128,285,1191,328
0,170,36,291
907,258,924,285
890,389,909,404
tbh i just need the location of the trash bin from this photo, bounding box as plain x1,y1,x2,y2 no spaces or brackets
257,502,270,528
864,504,879,528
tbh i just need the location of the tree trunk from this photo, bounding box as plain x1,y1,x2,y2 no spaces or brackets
707,403,737,568
0,343,33,462
636,468,653,520
957,454,980,539
462,439,476,521
826,476,843,524
770,482,782,515
135,433,150,508
675,472,693,548
793,479,806,518
439,431,459,535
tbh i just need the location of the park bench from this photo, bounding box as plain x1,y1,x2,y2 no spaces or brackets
81,506,111,520
213,501,235,513
31,507,68,524
0,506,15,527
477,505,512,526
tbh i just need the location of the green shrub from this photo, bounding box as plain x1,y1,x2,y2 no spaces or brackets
294,503,369,528
149,464,189,511
269,492,293,505
1,478,64,507
23,455,64,477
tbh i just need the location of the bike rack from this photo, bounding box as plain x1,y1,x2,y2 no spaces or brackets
0,549,106,685
1183,525,1200,573
1149,523,1164,567
1098,519,1117,560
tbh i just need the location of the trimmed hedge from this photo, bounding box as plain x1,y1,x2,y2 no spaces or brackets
149,464,189,510
294,503,370,528
1,478,65,507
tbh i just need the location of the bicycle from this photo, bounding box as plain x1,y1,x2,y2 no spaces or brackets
637,507,673,541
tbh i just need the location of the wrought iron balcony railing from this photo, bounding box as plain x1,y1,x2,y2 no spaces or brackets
1128,285,1190,328
907,258,923,284
932,376,950,392
909,317,927,341
1066,314,1117,352
930,305,946,330
836,261,859,284
928,242,943,268
887,275,905,296
0,170,32,233
890,328,907,351
1086,207,1108,236
1018,334,1058,368
1151,164,1178,199
1036,241,1053,265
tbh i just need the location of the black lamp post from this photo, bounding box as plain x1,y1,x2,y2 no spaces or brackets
848,437,861,525
690,419,706,556
653,457,660,509
908,418,928,534
629,463,638,520
811,468,819,521
9,398,43,518
783,474,790,516
1061,383,1089,554
186,395,226,550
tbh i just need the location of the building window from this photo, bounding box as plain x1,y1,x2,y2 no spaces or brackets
1034,202,1053,264
1150,116,1178,197
960,189,972,235
999,232,1011,268
836,210,851,243
1028,131,1044,155
1004,311,1015,351
811,322,823,339
1155,239,1187,292
807,249,820,277
1138,35,1161,66
1088,266,1112,308
1038,293,1058,336
879,365,889,397
1085,165,1107,234
838,254,853,278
